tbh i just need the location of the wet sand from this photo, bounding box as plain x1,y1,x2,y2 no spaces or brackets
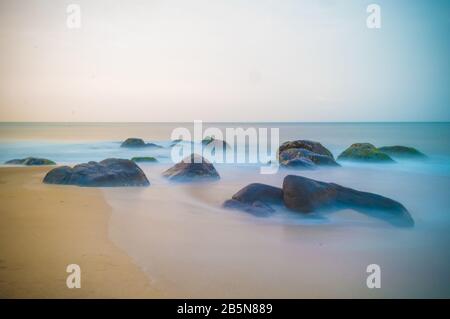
0,164,449,298
0,167,161,298
106,164,450,298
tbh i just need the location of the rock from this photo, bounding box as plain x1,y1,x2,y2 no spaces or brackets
232,183,284,204
162,154,220,182
169,139,184,147
223,199,275,216
282,175,414,227
202,136,230,153
277,140,338,168
120,138,162,148
43,158,150,187
279,148,339,168
279,140,334,158
337,143,394,162
378,146,426,159
223,183,283,216
131,156,158,163
5,157,56,165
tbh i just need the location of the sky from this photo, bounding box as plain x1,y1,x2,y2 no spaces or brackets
0,0,449,122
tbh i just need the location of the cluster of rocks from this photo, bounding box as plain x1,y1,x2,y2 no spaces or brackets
223,175,414,227
5,136,422,228
275,139,426,167
41,153,219,187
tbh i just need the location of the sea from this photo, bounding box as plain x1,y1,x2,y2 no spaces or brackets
1,122,449,297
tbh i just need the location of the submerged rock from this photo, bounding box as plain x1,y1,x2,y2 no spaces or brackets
201,136,228,147
43,158,150,187
223,183,283,216
282,175,414,227
278,140,338,168
169,139,184,147
223,199,275,216
120,138,162,148
378,145,426,159
131,156,158,163
337,143,394,163
202,136,230,155
162,154,220,182
5,157,56,166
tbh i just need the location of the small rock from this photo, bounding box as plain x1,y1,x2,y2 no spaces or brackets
279,148,339,168
279,140,334,158
131,156,158,163
5,157,56,165
162,154,220,182
378,146,426,159
337,143,394,162
121,138,162,148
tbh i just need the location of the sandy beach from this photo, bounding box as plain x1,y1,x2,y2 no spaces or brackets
0,166,161,298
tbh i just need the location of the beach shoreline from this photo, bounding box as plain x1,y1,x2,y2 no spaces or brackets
0,166,161,298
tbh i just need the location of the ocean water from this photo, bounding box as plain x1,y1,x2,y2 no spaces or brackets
1,122,449,297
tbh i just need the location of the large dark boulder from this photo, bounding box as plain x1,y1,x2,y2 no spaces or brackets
162,154,220,182
43,158,150,187
337,143,394,162
378,146,426,159
223,183,283,216
120,138,162,148
5,157,56,165
282,175,414,227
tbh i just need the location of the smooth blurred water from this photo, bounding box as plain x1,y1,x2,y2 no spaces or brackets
1,122,449,175
1,122,449,297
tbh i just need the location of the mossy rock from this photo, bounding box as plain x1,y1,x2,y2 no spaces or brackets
5,157,56,165
337,143,394,163
378,146,426,159
131,157,158,163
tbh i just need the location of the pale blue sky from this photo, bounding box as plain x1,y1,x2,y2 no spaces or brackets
0,0,449,122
